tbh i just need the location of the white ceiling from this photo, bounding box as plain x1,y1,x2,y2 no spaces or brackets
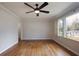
0,2,77,20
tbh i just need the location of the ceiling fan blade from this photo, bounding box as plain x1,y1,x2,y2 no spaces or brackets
39,2,48,9
26,11,34,13
24,3,35,9
36,13,39,16
40,10,49,13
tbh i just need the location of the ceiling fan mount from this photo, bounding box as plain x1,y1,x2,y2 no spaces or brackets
35,4,38,7
24,2,49,16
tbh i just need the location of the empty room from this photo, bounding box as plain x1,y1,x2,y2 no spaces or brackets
0,2,79,56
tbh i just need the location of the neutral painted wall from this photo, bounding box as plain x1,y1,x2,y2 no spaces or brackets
21,18,53,40
0,4,20,54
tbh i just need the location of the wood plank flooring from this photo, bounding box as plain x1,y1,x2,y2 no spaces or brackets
0,40,74,56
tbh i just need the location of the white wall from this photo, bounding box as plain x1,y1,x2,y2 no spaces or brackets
0,4,20,54
21,18,53,40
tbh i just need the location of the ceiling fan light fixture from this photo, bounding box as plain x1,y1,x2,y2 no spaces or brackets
35,10,39,13
24,2,49,16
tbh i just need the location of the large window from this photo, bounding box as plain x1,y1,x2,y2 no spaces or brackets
58,12,79,41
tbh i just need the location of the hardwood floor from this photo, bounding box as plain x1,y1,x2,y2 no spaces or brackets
0,40,75,56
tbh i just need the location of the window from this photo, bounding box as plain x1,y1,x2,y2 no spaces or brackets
58,12,79,41
58,19,64,36
66,12,79,41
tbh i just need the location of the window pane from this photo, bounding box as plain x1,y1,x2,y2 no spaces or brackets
66,12,79,41
58,19,64,36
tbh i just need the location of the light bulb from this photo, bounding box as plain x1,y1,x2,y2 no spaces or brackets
35,10,39,13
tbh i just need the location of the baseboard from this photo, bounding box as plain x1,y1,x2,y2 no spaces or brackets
21,38,52,40
0,41,18,54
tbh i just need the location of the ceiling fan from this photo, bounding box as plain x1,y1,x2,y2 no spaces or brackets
24,2,49,16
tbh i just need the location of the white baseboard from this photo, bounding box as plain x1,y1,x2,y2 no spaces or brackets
21,38,52,40
0,41,18,54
